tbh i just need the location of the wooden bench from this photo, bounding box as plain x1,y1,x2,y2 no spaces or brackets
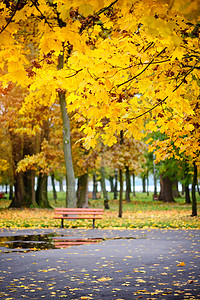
53,208,104,229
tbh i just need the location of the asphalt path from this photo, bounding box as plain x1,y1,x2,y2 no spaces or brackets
0,228,199,299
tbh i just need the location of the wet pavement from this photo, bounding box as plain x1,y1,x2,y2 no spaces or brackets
0,228,199,299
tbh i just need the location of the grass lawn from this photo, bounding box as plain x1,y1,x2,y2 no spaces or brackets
0,192,199,229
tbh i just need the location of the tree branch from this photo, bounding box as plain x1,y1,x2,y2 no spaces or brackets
122,58,199,122
173,58,200,92
129,96,168,121
0,0,21,35
30,0,54,30
97,0,118,16
116,47,167,89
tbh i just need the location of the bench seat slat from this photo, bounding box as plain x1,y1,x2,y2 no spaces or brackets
54,208,103,212
53,216,102,220
55,211,103,215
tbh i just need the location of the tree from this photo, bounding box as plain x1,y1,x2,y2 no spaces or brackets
159,174,174,203
16,99,64,208
71,120,100,208
103,132,146,216
1,0,199,210
0,84,39,207
192,161,198,216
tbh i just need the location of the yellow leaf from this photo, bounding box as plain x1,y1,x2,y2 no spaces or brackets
177,262,185,267
97,277,113,282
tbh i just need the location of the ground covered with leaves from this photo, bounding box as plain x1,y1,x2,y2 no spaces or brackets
0,193,199,229
0,228,199,299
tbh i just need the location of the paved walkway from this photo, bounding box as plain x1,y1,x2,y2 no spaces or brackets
0,228,199,299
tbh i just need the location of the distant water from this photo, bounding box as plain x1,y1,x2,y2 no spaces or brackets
46,176,161,192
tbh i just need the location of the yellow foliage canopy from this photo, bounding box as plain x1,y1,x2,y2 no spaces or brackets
0,0,199,166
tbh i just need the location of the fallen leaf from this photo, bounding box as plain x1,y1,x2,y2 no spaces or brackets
176,262,185,267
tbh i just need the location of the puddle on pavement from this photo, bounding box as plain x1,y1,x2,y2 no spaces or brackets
0,234,145,253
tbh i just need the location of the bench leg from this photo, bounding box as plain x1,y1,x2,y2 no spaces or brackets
61,219,64,228
93,219,95,229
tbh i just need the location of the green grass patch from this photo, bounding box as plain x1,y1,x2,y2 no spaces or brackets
0,191,199,229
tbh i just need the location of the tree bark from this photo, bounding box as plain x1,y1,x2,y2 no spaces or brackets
158,174,174,202
101,166,109,209
58,54,76,208
125,166,131,202
146,171,149,196
59,178,64,192
132,173,136,197
9,184,13,200
23,170,36,206
191,161,197,216
185,185,191,204
92,171,98,199
9,134,37,208
77,172,88,208
173,180,181,198
153,155,157,197
36,173,52,208
51,173,57,203
119,131,123,217
114,169,118,199
109,175,114,193
142,175,146,193
9,172,25,207
181,184,185,196
118,168,123,218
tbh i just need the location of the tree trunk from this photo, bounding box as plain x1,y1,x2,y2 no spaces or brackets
119,131,123,217
181,184,185,196
109,175,114,193
118,168,123,218
77,172,88,208
51,173,57,203
9,134,37,208
142,175,146,193
92,171,98,199
132,173,136,197
191,161,197,216
146,171,149,196
158,175,174,202
23,170,36,207
59,178,64,192
173,180,181,198
9,172,25,207
185,185,191,204
9,184,13,200
114,169,118,199
125,166,131,202
101,166,109,209
153,156,157,197
58,54,76,208
36,173,52,208
10,169,37,208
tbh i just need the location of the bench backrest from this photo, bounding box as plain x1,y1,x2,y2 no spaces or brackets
54,208,104,215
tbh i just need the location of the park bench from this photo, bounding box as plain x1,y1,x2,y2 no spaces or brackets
53,208,104,229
